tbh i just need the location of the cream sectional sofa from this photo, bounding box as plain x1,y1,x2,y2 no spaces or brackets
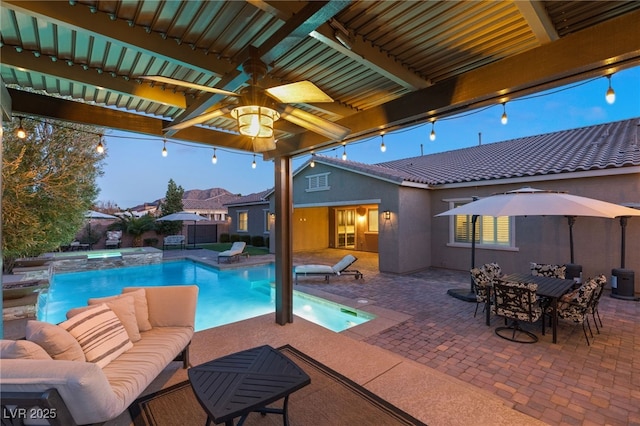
0,285,198,425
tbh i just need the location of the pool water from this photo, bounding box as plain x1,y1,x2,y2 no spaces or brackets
38,260,374,332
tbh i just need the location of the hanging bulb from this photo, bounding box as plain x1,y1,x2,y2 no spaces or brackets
341,145,347,161
162,140,168,157
96,138,104,154
310,155,315,168
605,75,616,104
501,103,508,125
16,118,26,139
251,154,257,169
211,148,217,164
380,134,386,152
430,121,436,141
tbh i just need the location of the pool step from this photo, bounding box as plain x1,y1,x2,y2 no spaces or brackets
250,280,274,297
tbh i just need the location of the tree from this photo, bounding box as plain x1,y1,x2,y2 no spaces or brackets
109,212,156,247
156,179,184,235
2,117,105,272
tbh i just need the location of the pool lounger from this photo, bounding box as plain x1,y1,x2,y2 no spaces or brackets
294,254,363,284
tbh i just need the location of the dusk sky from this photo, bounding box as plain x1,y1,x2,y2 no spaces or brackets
97,66,640,209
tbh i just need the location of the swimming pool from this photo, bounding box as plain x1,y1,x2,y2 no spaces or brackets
38,260,375,332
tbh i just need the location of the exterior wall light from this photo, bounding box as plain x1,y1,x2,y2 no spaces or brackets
384,210,391,220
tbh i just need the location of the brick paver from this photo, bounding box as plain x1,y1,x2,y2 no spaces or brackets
291,249,640,426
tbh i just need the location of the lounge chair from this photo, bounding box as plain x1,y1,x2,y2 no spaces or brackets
217,242,247,263
105,230,122,249
294,254,363,284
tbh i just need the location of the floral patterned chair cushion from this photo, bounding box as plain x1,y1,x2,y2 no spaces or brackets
493,280,542,322
530,262,566,279
470,267,491,303
556,277,600,320
482,262,503,280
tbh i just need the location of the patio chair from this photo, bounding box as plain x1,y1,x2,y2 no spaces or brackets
552,276,601,345
493,279,544,343
588,275,607,333
470,267,492,318
217,242,247,263
530,262,567,279
294,254,363,284
105,230,122,249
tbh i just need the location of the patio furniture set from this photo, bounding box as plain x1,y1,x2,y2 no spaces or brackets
471,262,607,345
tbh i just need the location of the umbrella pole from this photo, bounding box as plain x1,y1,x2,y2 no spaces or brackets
447,214,479,302
567,216,576,264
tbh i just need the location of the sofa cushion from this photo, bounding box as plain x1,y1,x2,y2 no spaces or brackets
83,295,140,342
26,320,86,362
60,304,133,368
0,339,52,360
90,288,152,332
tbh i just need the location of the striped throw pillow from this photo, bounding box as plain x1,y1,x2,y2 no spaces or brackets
59,304,133,368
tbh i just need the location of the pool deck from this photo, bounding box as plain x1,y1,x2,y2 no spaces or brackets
4,248,640,425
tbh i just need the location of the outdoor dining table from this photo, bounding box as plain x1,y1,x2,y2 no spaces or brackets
499,273,576,344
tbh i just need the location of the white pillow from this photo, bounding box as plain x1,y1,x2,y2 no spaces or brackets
59,304,133,368
85,295,140,342
90,288,152,331
0,339,52,360
26,320,85,361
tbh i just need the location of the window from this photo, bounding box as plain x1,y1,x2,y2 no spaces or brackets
263,209,272,233
368,209,379,232
452,202,512,247
306,172,330,192
237,211,248,232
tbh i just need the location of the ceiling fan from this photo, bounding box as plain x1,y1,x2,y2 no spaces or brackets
142,56,350,151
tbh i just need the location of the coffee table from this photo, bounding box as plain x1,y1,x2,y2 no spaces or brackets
188,345,311,426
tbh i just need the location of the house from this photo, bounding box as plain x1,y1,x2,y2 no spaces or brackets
224,190,272,243
269,117,640,292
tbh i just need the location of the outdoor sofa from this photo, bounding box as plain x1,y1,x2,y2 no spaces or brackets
0,285,198,425
163,234,186,250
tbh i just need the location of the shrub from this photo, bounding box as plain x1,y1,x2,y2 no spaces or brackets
240,235,251,245
230,234,241,242
220,233,230,243
143,238,158,247
251,235,265,247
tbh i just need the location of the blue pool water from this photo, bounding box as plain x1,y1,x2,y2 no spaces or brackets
38,260,374,332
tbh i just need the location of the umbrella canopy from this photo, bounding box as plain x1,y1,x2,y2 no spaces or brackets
84,210,117,219
436,187,640,219
156,211,208,222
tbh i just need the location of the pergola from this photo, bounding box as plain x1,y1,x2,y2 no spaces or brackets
2,1,640,325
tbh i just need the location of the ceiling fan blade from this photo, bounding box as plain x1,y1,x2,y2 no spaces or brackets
280,105,350,140
165,106,232,131
266,81,333,103
142,76,239,97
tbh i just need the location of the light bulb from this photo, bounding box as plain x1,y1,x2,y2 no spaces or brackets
162,140,168,157
501,103,508,125
342,147,347,161
380,135,386,152
96,140,104,154
16,118,26,139
211,149,217,164
430,121,436,141
605,75,615,104
252,155,257,169
310,157,315,167
248,114,261,136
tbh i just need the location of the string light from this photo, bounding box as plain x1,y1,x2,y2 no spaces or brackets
310,155,315,168
251,154,257,169
211,148,217,164
501,102,508,125
380,134,386,152
605,75,616,104
96,136,104,154
430,120,436,141
16,117,26,139
162,139,168,157
341,144,347,160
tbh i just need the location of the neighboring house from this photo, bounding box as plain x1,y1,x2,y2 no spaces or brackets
268,117,640,292
224,190,272,240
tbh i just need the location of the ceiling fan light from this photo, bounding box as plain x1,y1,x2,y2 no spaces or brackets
231,106,280,138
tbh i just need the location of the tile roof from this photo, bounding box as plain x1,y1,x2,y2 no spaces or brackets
224,190,271,206
316,117,639,186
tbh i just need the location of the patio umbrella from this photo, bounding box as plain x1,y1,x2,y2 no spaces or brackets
156,211,208,249
84,210,117,219
436,187,640,300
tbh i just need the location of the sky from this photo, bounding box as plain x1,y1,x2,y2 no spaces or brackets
97,66,640,209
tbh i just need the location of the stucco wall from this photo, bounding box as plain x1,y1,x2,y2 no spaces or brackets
430,174,640,293
293,207,329,251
